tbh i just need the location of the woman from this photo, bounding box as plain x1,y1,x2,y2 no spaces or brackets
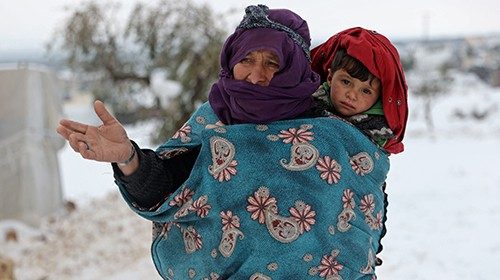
58,5,391,279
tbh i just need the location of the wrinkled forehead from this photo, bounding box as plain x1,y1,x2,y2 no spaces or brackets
227,28,289,69
241,49,280,60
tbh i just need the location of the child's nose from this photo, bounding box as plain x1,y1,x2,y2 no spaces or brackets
346,90,357,101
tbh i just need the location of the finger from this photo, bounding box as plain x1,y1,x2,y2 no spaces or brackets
56,125,75,140
68,137,80,153
70,132,92,145
68,133,87,153
69,133,95,160
59,119,89,134
94,100,118,126
78,142,96,160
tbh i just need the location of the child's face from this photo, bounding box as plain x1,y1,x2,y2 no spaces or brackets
233,50,280,86
327,69,381,116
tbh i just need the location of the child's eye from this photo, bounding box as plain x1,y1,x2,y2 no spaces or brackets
362,88,373,95
341,79,351,85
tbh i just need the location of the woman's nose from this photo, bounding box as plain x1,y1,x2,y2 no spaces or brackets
247,65,269,85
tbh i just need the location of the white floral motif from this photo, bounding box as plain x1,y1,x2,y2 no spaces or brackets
277,125,314,144
360,194,375,214
169,188,194,207
360,248,375,274
247,187,315,243
350,152,374,175
195,116,206,124
208,137,237,182
316,156,342,184
218,210,244,258
158,222,173,239
206,121,226,133
308,267,319,276
303,253,314,262
256,124,269,131
249,272,272,280
360,194,383,230
210,249,217,258
337,189,356,232
266,134,280,141
174,199,193,219
202,272,220,280
289,200,316,234
267,262,278,271
246,187,277,224
172,123,192,143
317,250,344,279
189,195,211,218
182,226,202,254
280,142,319,171
342,189,355,209
265,209,301,243
328,225,336,235
375,212,384,229
220,210,240,230
159,147,189,160
188,268,196,279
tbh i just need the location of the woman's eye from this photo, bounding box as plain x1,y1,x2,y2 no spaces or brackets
264,59,280,70
241,58,253,64
268,61,280,68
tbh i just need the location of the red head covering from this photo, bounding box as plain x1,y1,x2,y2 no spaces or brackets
310,27,408,154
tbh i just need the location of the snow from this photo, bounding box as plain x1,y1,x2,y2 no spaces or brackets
1,75,500,279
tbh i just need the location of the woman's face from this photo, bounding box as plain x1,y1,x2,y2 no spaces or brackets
233,50,280,86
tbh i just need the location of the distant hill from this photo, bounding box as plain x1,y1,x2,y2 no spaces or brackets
0,49,64,68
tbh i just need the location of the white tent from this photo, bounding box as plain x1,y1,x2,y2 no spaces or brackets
0,64,65,226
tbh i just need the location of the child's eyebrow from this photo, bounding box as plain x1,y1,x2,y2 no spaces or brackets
337,72,353,79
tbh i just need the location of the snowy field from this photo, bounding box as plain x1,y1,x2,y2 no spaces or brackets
1,73,500,279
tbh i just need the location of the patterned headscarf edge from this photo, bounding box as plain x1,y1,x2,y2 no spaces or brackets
237,5,311,61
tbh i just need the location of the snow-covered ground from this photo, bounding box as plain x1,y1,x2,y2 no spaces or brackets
1,72,500,279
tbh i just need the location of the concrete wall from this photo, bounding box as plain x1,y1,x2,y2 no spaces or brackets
0,65,65,226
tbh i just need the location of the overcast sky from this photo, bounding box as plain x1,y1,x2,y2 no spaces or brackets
0,0,499,52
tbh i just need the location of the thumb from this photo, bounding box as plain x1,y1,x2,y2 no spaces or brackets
94,100,117,125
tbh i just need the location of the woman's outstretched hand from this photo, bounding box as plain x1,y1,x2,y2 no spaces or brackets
56,100,133,164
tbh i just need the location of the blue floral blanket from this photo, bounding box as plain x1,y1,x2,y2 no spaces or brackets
118,102,390,280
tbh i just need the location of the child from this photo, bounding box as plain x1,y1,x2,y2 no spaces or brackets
309,26,409,272
310,27,408,155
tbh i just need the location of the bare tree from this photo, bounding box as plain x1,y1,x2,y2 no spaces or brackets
413,59,453,132
50,0,228,142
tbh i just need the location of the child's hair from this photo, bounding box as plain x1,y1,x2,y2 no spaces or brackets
330,48,379,87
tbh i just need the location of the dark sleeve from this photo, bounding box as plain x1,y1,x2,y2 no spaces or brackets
112,140,200,209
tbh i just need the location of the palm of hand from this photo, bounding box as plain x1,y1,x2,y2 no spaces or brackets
57,100,133,163
87,120,130,162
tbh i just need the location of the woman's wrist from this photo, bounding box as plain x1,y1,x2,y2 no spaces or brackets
117,142,140,176
117,143,136,166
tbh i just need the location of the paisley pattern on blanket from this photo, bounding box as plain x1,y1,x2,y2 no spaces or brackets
117,102,389,279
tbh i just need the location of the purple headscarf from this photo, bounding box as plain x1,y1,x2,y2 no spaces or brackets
208,5,320,124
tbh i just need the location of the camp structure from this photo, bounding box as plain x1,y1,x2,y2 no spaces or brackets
0,64,65,226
